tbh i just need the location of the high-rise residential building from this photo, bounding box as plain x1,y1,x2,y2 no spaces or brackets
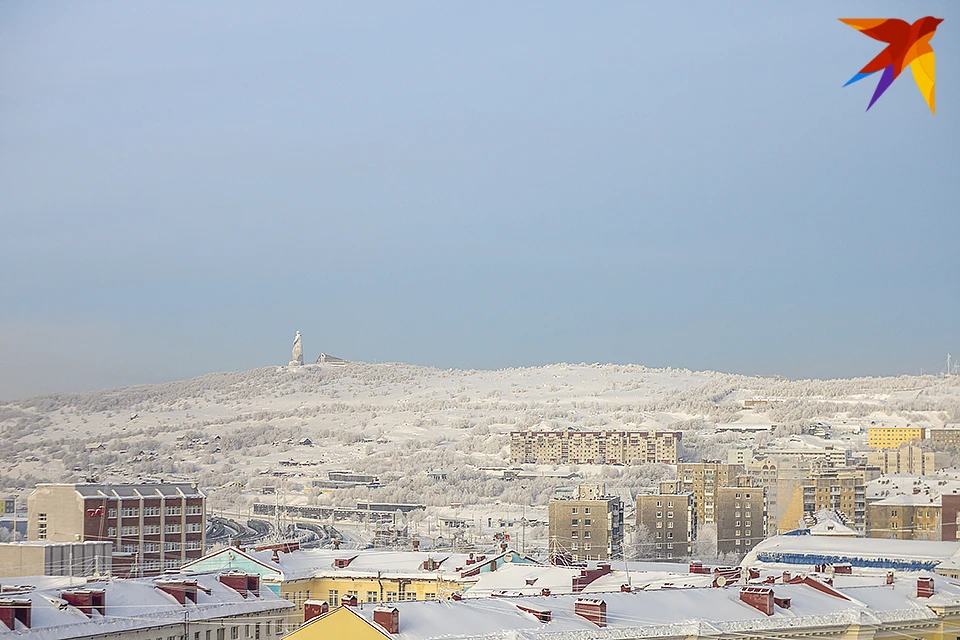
929,428,960,448
27,482,205,577
800,469,866,534
510,430,680,465
745,458,780,536
676,462,745,526
868,494,942,540
866,445,941,475
715,483,766,556
867,426,926,449
635,493,695,559
548,484,623,563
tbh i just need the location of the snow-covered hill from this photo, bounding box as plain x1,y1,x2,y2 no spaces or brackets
2,362,959,510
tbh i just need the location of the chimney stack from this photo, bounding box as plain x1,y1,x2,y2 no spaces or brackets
918,577,935,598
739,587,774,616
342,594,358,607
574,599,606,627
332,539,341,550
304,600,328,623
373,607,399,634
0,599,31,630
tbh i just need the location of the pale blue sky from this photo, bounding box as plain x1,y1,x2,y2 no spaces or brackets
1,1,958,398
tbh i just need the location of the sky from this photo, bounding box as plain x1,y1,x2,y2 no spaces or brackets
1,1,958,399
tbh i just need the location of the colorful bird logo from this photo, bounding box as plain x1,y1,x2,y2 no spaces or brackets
840,17,943,113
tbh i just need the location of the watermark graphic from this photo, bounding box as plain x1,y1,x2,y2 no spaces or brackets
840,17,942,113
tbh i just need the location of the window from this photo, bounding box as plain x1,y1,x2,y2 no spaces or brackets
144,506,160,517
667,511,673,518
231,627,239,640
667,521,673,529
571,508,578,514
255,624,260,640
144,543,160,552
571,542,578,550
656,501,662,507
163,559,179,569
745,494,751,499
584,519,591,526
667,501,673,508
143,525,161,534
656,522,663,528
571,519,579,526
386,592,398,601
186,505,203,515
108,509,117,519
367,591,378,603
165,524,182,534
656,512,662,518
164,541,181,551
195,633,200,640
275,620,283,635
186,523,203,533
121,525,139,536
667,531,673,539
328,590,339,607
585,508,591,514
571,531,578,538
217,629,225,640
107,527,117,537
245,625,250,638
165,506,182,517
120,543,138,553
206,631,211,640
121,507,140,518
583,531,590,538
405,592,417,601
584,544,591,551
425,592,436,600
186,540,203,550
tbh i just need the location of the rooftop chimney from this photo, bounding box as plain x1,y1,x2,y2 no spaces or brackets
334,556,358,569
342,594,358,607
219,573,250,598
60,589,106,617
574,599,606,627
0,599,31,631
740,587,774,616
332,539,341,550
373,607,399,634
517,604,551,623
918,577,935,598
412,540,420,551
303,600,328,623
886,571,895,585
156,580,199,605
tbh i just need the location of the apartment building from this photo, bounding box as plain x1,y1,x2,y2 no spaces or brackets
760,446,851,468
930,428,960,448
867,426,926,449
27,482,205,577
676,462,745,525
635,493,695,559
800,469,866,534
868,494,942,540
715,484,766,555
510,430,680,465
866,445,941,475
548,484,624,562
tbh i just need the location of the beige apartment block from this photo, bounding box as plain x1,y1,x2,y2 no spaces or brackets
868,494,942,540
635,493,695,559
867,445,941,475
676,462,745,525
715,484,766,555
510,430,680,465
548,484,623,562
801,468,866,534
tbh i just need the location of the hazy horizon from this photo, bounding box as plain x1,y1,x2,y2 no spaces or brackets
3,1,958,399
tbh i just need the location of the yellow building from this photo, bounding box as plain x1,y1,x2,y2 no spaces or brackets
868,426,926,449
183,546,538,629
284,579,960,640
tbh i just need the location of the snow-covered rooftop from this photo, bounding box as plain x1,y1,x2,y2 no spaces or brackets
0,571,293,639
326,576,960,640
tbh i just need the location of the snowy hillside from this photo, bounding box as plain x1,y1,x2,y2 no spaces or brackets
2,362,959,511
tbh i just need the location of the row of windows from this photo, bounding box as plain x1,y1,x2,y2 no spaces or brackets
106,523,185,536
570,507,591,514
570,531,591,539
106,506,193,518
570,519,591,526
192,619,284,640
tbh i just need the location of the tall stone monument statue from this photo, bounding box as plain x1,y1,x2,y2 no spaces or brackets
290,331,304,366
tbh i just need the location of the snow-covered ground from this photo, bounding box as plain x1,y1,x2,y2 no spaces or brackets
2,362,959,550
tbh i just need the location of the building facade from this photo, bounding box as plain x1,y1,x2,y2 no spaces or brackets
800,469,866,534
676,462,745,526
715,485,766,555
867,426,926,449
930,428,960,448
866,445,939,475
635,493,695,559
27,482,205,577
510,430,680,465
548,484,624,562
868,495,942,540
0,541,112,578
